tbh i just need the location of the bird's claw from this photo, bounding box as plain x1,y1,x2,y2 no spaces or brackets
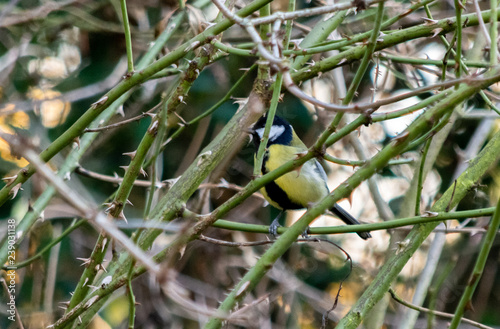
301,226,311,239
269,218,281,238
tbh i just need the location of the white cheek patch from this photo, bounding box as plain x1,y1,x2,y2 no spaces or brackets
255,127,265,139
254,125,285,142
269,125,285,141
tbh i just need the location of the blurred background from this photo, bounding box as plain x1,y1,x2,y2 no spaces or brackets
1,0,500,328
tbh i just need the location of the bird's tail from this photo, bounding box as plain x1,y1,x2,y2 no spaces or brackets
330,204,371,240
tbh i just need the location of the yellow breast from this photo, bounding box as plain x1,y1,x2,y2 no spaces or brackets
260,144,329,209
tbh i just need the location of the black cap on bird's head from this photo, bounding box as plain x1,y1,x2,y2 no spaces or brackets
251,115,293,148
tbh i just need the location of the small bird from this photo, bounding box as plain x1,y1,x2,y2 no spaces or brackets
251,115,371,240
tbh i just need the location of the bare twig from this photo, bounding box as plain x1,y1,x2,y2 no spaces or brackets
84,103,160,132
389,288,494,329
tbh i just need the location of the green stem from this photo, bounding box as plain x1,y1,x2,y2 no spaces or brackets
415,138,432,215
210,206,497,235
143,100,169,220
345,2,384,104
110,116,158,218
379,53,488,68
127,261,136,329
68,234,110,309
330,1,385,133
454,0,463,78
257,4,271,82
448,197,500,329
491,0,498,66
119,0,134,72
253,74,282,177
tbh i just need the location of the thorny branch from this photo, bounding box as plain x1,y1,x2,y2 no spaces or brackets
3,133,161,278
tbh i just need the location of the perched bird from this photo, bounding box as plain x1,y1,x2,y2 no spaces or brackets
251,115,371,240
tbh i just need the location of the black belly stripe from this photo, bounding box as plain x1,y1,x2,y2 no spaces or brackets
262,152,304,210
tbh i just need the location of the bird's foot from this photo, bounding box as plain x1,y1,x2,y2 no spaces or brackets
301,226,311,239
269,217,281,238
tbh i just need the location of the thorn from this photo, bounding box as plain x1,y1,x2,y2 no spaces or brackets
97,264,108,273
2,175,17,184
126,199,134,206
91,95,109,109
197,151,212,166
63,172,71,181
102,238,107,252
73,137,80,149
103,202,115,213
421,211,438,217
118,210,128,224
179,244,186,258
119,165,129,172
10,183,23,199
76,257,91,266
430,28,444,38
422,17,438,25
139,167,148,177
86,286,100,295
123,151,137,160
